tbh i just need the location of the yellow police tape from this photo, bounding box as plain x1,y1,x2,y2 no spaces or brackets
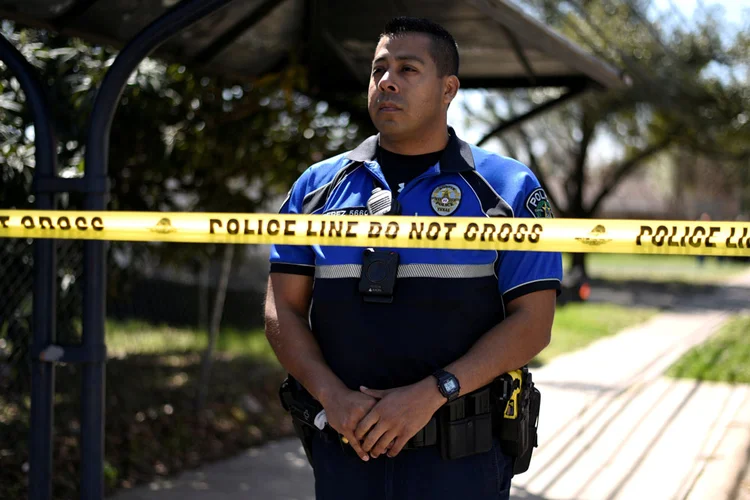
1,210,749,256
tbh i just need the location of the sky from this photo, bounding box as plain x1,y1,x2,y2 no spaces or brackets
652,0,749,26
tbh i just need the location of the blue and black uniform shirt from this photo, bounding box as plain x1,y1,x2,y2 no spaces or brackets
270,128,562,390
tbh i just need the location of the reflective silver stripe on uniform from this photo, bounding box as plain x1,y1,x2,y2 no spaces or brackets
315,263,496,279
397,263,496,279
315,264,362,279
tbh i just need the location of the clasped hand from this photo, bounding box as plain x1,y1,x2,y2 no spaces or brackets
324,380,443,461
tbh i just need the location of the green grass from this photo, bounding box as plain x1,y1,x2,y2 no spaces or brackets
667,315,750,383
563,253,750,284
105,320,277,362
534,302,660,366
108,304,661,370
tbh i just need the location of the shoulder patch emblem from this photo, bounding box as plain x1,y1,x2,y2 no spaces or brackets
430,184,462,216
525,188,553,218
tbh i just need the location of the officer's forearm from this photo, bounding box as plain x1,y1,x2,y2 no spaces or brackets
264,285,348,406
442,290,556,398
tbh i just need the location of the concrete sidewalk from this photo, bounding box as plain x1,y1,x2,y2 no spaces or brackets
113,270,750,500
513,310,750,500
110,440,314,500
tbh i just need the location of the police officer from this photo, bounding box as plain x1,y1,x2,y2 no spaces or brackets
265,16,562,500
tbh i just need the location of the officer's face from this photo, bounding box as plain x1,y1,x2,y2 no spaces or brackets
368,34,451,140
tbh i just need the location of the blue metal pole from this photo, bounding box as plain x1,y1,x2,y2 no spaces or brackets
79,1,234,498
0,32,59,500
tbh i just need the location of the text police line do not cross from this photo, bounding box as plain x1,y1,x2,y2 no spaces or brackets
208,217,543,244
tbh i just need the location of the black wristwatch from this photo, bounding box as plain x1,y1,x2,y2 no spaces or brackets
433,369,461,402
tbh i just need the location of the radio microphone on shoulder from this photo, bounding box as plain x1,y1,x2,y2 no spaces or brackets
367,188,401,216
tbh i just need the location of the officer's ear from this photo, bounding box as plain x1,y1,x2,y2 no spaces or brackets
443,75,460,106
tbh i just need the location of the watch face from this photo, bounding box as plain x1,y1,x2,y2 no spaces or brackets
442,378,458,394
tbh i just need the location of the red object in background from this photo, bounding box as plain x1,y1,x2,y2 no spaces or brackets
578,282,591,301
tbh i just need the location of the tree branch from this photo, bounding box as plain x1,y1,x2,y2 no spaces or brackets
570,114,595,216
195,243,235,413
515,126,560,214
502,96,563,214
588,136,673,214
498,135,518,159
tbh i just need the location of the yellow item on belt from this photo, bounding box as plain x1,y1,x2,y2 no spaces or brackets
503,369,523,420
0,210,749,256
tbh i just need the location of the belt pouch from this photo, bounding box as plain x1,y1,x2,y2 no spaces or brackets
439,390,493,460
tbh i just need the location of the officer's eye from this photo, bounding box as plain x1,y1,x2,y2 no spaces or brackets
402,66,416,72
372,67,384,75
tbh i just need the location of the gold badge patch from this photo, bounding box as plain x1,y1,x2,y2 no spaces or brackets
430,184,462,216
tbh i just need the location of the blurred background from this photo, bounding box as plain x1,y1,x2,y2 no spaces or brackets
0,0,749,498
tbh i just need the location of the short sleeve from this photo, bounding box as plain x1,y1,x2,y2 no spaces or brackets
269,173,316,276
497,170,562,303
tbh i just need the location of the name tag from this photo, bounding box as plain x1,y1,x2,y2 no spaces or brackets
324,207,368,216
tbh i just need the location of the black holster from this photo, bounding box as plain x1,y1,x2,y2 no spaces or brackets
492,366,541,475
278,376,320,465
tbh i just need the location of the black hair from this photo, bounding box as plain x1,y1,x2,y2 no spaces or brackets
380,17,459,77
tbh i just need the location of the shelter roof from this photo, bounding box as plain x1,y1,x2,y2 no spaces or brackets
0,0,627,94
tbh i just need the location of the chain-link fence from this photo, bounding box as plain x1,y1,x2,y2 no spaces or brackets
0,238,84,391
0,236,86,498
0,238,33,399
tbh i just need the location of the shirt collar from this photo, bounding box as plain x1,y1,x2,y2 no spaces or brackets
345,126,475,172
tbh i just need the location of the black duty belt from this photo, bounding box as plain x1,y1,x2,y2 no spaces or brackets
280,375,521,462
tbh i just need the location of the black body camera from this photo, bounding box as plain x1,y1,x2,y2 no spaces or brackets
359,248,399,303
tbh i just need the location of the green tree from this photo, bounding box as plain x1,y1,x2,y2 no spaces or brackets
465,0,749,275
0,24,368,407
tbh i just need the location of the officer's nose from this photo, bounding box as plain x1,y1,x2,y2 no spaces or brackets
378,71,399,94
